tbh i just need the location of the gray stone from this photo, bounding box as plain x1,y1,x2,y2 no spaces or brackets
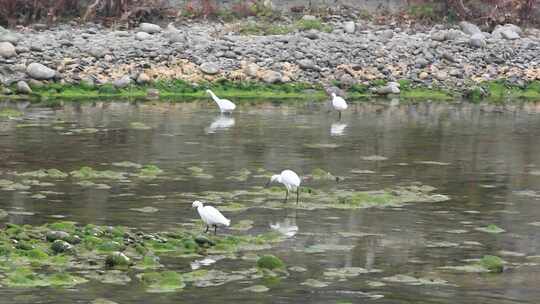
139,23,161,34
469,33,486,48
113,75,131,88
245,63,259,77
298,59,320,71
136,73,151,84
343,21,355,34
415,57,429,67
15,46,29,53
380,29,394,39
442,52,456,62
445,29,467,40
376,82,400,94
46,230,71,242
0,42,16,58
200,62,220,75
16,81,32,94
501,29,519,40
0,32,20,44
262,71,282,84
88,47,107,58
135,32,152,41
431,30,447,41
459,21,481,36
26,63,56,80
304,30,319,40
302,15,317,21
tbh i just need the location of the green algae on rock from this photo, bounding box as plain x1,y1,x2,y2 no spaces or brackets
257,255,285,270
475,224,506,234
70,166,126,180
138,271,185,293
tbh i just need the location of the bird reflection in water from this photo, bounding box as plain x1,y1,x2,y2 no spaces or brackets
330,122,347,136
205,115,235,134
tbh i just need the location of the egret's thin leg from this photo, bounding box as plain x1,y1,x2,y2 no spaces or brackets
214,225,217,235
204,225,209,233
284,189,289,203
296,188,300,204
338,111,342,120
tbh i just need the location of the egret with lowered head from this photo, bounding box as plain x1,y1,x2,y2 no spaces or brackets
192,200,230,235
266,170,301,204
331,92,348,120
206,89,236,114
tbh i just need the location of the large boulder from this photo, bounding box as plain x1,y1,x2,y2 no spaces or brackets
113,75,131,88
459,21,482,36
492,24,521,40
26,63,56,80
0,42,16,58
139,23,161,34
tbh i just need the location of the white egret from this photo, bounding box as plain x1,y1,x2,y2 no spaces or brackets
265,170,301,204
206,89,236,114
331,92,348,120
205,115,235,134
192,200,231,234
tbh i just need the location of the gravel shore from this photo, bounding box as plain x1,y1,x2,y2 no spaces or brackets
0,17,539,97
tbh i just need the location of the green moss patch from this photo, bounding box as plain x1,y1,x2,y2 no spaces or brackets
256,255,285,270
138,271,185,293
70,166,126,180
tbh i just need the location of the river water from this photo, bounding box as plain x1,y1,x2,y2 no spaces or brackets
1,99,540,303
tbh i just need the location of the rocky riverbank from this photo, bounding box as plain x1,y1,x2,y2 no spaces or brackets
0,17,539,101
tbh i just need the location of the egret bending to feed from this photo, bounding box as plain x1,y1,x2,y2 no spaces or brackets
331,92,348,120
206,89,236,114
266,170,301,204
192,201,230,235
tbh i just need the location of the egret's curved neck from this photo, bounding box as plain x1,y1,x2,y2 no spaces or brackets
208,91,219,102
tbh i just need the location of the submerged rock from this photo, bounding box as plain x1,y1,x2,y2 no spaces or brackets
51,240,74,254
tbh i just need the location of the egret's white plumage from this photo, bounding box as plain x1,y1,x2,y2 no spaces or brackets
192,201,230,234
267,170,302,203
206,89,236,113
331,93,348,119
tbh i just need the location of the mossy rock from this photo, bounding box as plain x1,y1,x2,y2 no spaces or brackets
139,271,185,293
105,251,131,268
479,255,504,273
194,235,215,247
46,230,71,242
51,240,74,254
256,255,285,270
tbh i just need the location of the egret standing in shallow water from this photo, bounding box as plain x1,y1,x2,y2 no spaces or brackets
266,170,302,204
192,201,230,235
206,89,236,114
331,92,348,120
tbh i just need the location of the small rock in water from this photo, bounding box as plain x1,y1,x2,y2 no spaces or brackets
105,251,131,268
146,88,160,100
241,285,269,293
